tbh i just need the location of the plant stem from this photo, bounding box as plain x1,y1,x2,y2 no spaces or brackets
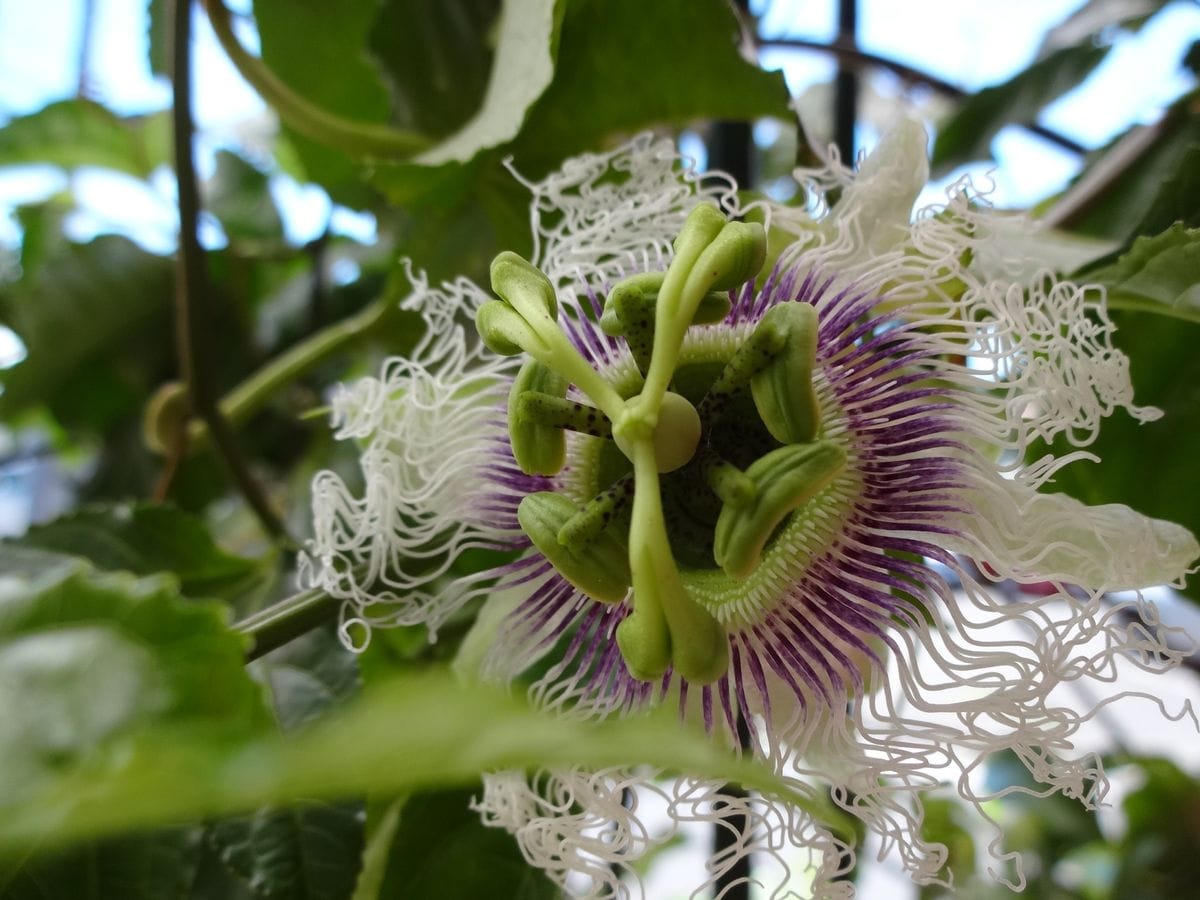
170,0,286,541
237,586,339,661
203,0,429,158
186,296,394,451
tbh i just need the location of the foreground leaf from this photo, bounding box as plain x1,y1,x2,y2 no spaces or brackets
0,563,265,787
1082,223,1200,323
11,503,267,602
0,668,847,854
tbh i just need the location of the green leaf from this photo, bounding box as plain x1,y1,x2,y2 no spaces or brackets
369,789,555,900
209,803,364,900
0,668,848,854
414,0,562,165
1035,0,1167,58
1061,105,1200,241
0,230,173,427
1131,143,1200,236
931,43,1107,175
0,561,267,805
0,99,169,178
10,503,268,603
207,151,285,243
1083,224,1200,323
367,0,500,140
206,630,364,900
512,0,792,170
254,0,393,204
0,827,204,900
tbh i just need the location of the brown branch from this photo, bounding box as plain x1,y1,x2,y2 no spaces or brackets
169,0,286,540
757,36,1089,157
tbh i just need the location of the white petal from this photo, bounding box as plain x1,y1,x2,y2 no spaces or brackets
832,114,930,260
954,476,1199,591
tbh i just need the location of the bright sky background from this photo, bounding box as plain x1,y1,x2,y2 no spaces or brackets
0,0,1197,251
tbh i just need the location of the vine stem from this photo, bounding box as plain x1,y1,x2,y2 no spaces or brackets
182,295,395,452
203,0,428,158
169,0,286,540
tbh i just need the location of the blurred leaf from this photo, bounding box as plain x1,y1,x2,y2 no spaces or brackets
207,151,285,242
147,0,169,77
373,153,533,281
209,803,363,900
931,43,1107,175
414,0,562,165
368,788,555,900
0,99,169,178
0,229,173,428
0,668,839,855
1111,757,1200,899
512,0,792,170
1036,0,1167,57
1083,223,1200,322
254,626,360,732
1132,143,1200,236
1036,310,1200,601
1063,103,1200,241
0,827,204,900
917,796,976,899
9,502,268,603
0,558,267,804
368,0,500,139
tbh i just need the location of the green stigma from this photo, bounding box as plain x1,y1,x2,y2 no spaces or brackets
486,204,844,686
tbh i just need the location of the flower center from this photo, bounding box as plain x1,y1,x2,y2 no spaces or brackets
477,205,847,686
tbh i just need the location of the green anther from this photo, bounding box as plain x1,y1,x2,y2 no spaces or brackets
750,302,822,445
613,391,701,474
601,275,732,374
490,251,558,321
516,393,613,438
700,449,756,508
681,220,769,298
518,492,631,603
508,360,569,476
696,314,788,422
481,253,626,421
600,272,665,336
713,441,847,579
476,301,540,356
557,476,633,550
610,285,657,373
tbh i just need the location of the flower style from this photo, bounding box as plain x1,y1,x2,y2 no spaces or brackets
302,121,1199,896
